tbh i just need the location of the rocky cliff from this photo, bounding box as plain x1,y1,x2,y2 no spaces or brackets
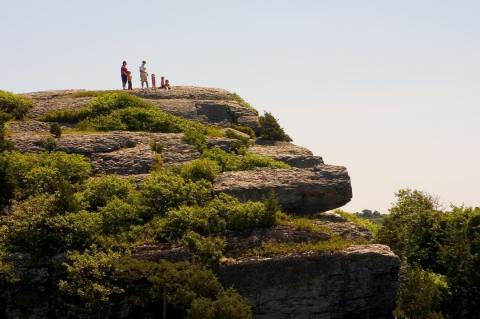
4,87,399,318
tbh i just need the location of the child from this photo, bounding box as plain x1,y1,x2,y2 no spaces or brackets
127,71,133,90
165,79,171,90
151,74,156,88
160,76,165,89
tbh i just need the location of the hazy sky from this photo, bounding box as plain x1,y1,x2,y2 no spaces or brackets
1,0,479,212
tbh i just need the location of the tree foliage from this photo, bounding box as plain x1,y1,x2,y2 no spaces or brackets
378,189,480,318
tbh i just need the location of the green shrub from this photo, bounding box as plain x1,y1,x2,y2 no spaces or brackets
42,107,92,123
184,127,208,151
49,122,62,138
188,289,252,319
60,253,251,319
78,175,138,211
47,210,103,250
394,265,448,319
140,170,212,218
0,194,98,256
158,193,277,241
180,159,221,182
181,231,225,264
0,90,33,119
231,124,256,139
42,92,149,124
89,92,150,117
0,194,58,255
259,112,292,141
98,198,141,234
0,111,14,152
201,148,242,171
59,248,123,317
201,148,289,172
205,126,225,138
159,206,227,241
241,153,289,170
40,136,58,151
0,151,91,201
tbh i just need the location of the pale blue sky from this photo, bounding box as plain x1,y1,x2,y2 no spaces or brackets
1,0,479,212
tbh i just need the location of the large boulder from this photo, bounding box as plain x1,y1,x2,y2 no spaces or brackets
218,244,400,319
214,166,352,215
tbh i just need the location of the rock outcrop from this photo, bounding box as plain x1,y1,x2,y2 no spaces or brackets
10,131,201,175
214,166,352,215
218,245,400,319
5,86,399,319
22,87,260,131
250,141,324,169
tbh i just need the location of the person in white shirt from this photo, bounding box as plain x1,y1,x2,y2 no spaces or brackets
139,61,149,89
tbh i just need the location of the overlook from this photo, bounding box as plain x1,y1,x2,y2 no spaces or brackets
0,87,399,318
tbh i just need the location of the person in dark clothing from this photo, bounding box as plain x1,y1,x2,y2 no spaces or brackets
121,61,129,90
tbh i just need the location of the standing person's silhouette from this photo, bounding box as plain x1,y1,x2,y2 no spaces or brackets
139,60,149,89
121,61,129,90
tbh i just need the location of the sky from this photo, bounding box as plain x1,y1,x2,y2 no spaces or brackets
1,0,479,212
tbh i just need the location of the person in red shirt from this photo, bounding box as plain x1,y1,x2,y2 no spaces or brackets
121,61,129,90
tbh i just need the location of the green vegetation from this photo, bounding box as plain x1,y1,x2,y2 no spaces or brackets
156,193,277,241
394,264,448,319
179,158,221,182
201,147,289,172
258,112,292,141
0,91,33,151
58,252,251,318
0,90,33,120
0,111,13,152
49,122,62,138
0,151,90,204
231,124,256,139
39,135,58,151
0,147,281,317
41,106,92,123
377,189,480,318
140,170,213,218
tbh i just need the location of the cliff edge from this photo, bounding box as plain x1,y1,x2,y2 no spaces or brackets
2,87,399,319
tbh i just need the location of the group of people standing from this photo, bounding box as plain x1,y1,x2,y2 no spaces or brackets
120,61,171,90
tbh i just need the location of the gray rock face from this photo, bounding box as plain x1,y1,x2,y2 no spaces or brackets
214,166,352,215
218,245,400,319
250,141,324,168
11,131,200,175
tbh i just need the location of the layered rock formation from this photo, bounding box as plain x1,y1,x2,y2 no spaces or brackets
6,87,399,319
214,166,352,215
218,245,399,319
